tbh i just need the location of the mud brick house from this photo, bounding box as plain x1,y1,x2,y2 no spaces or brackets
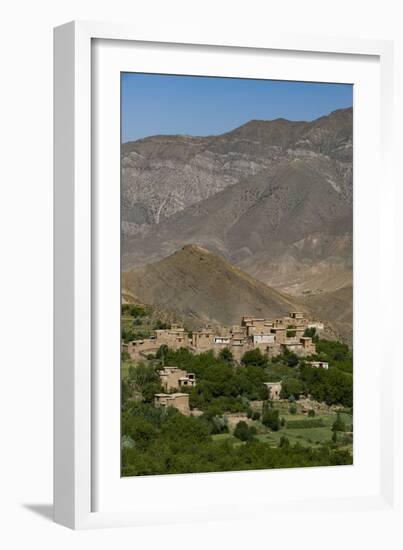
264,381,283,401
158,366,196,390
154,392,190,415
306,360,329,369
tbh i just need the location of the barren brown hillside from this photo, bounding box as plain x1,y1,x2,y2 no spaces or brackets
122,245,307,329
301,285,353,345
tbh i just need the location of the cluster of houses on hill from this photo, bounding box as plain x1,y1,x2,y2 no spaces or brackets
123,311,324,362
123,311,327,416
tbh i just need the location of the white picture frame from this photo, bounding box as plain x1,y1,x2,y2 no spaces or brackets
54,20,398,530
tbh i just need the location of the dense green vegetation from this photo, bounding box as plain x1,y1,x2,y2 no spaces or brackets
121,317,353,476
261,405,281,431
314,339,353,374
121,401,352,476
299,364,352,407
122,304,149,317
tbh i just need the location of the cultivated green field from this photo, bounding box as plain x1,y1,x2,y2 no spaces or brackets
257,408,352,449
211,408,353,452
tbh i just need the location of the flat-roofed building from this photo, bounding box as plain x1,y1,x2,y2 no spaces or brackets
264,381,282,401
191,327,215,349
126,324,190,359
178,373,196,388
286,311,309,328
300,336,316,355
253,334,275,345
126,337,160,358
307,360,329,370
213,336,231,345
154,392,190,415
290,311,304,320
158,366,196,390
307,321,325,331
270,326,286,344
154,324,190,349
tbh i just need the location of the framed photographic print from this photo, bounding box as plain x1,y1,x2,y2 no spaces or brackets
54,21,397,530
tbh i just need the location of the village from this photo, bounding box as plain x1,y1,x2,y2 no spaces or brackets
121,307,353,473
122,311,329,416
124,311,324,361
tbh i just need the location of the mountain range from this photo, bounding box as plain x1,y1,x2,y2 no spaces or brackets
121,108,353,343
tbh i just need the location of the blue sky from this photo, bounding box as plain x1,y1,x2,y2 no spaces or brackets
121,73,353,143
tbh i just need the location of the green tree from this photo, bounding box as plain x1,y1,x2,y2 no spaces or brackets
129,305,147,317
129,362,159,391
234,421,249,441
289,403,297,415
262,407,281,431
122,416,157,449
300,363,352,407
206,415,229,434
241,348,268,367
285,352,299,367
234,421,257,442
122,304,147,317
142,382,163,403
156,344,169,364
121,327,135,343
219,347,234,363
303,327,317,339
280,378,304,400
161,413,210,447
122,328,151,342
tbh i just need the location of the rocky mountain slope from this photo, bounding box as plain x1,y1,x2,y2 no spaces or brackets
123,159,352,290
122,108,352,239
122,245,307,329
